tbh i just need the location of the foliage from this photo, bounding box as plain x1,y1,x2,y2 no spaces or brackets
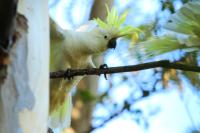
136,1,200,57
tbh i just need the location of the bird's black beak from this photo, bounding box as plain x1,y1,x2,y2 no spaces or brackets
107,38,117,49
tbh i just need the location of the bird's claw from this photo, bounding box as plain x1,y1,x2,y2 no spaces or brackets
64,69,73,80
99,64,108,80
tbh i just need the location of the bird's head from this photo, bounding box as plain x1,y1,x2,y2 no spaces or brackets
92,5,140,52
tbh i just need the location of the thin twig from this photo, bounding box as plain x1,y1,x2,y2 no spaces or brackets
50,60,200,79
87,105,126,133
87,88,157,133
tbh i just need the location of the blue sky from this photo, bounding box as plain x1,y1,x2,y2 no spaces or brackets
93,90,197,133
49,0,200,133
94,76,200,133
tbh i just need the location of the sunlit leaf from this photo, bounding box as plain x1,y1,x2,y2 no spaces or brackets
136,1,200,57
136,36,187,57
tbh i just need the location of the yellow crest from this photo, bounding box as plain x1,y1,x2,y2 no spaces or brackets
94,4,141,37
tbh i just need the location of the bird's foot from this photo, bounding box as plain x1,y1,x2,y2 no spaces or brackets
64,69,73,80
99,64,109,80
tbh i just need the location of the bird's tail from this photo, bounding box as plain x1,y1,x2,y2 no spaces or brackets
49,92,72,130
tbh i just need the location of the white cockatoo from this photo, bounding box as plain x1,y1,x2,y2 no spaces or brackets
49,6,140,131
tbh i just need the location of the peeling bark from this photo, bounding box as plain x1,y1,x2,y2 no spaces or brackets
0,13,33,133
0,0,49,133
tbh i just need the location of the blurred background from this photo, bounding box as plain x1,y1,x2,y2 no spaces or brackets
49,0,200,133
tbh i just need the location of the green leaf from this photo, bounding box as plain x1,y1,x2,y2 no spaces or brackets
164,1,200,36
136,37,186,56
137,1,200,58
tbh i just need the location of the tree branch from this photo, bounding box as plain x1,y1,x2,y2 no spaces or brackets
50,60,200,79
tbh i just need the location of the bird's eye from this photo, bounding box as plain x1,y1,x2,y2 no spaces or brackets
104,35,107,39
